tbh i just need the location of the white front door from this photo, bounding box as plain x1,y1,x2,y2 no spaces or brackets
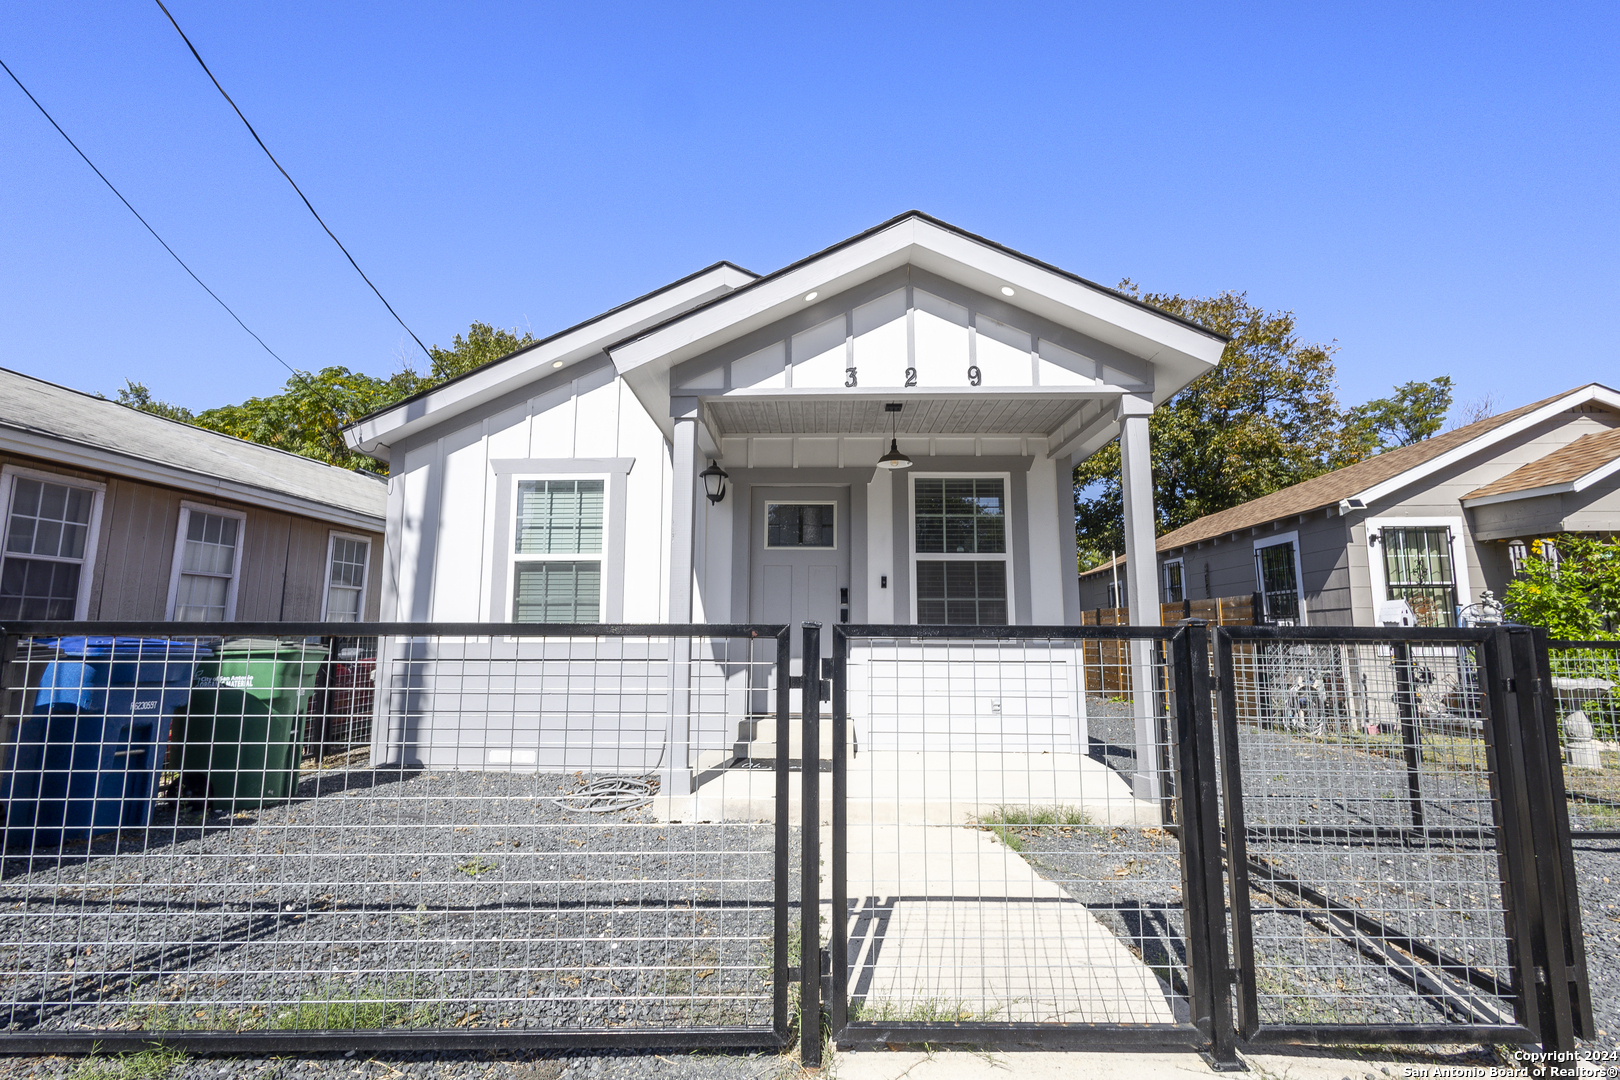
750,486,850,661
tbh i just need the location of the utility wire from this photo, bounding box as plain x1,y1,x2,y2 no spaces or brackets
153,0,431,362
0,54,300,380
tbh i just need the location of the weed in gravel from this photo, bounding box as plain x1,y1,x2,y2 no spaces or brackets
68,1044,186,1080
849,998,1006,1023
270,980,441,1030
976,804,1094,852
457,857,498,877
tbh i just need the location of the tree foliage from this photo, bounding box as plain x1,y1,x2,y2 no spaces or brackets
1504,535,1620,639
118,322,539,473
1074,285,1352,566
1343,376,1454,456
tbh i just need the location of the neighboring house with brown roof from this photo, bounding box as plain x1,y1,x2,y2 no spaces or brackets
0,367,387,623
1079,383,1620,626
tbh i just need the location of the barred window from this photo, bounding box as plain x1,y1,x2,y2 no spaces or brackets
1380,526,1458,628
513,479,604,623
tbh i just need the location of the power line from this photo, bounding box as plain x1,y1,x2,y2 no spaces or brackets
0,54,301,380
153,0,431,361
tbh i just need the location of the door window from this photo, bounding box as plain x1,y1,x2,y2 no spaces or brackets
765,503,836,548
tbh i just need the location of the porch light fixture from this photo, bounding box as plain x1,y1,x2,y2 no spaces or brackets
1000,286,1015,296
699,460,729,503
552,360,564,368
803,291,818,302
876,403,913,470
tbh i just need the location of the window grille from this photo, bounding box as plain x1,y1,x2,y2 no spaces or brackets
1254,541,1300,625
324,535,369,622
1163,559,1184,604
914,478,1009,625
1379,526,1458,628
173,510,240,621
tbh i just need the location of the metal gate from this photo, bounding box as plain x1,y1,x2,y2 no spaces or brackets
0,620,793,1054
811,622,1237,1062
814,620,1592,1069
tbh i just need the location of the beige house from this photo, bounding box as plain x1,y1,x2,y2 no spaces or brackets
0,367,385,623
1080,382,1620,626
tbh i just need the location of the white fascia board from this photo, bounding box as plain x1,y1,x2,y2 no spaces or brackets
1349,385,1620,507
0,426,385,532
344,263,754,455
608,217,1226,400
1574,452,1620,492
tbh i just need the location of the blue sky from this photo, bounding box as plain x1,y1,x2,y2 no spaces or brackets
2,2,1615,417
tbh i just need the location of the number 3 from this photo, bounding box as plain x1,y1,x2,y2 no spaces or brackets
967,365,982,386
844,367,858,388
904,367,917,387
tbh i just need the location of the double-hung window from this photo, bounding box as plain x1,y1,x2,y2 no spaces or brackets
167,504,244,621
0,470,103,620
913,477,1009,624
1379,526,1459,628
512,478,604,623
323,533,370,622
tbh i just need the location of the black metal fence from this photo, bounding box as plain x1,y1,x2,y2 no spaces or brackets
0,621,792,1054
0,617,1594,1069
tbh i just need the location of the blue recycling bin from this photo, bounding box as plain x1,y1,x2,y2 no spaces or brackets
2,637,212,849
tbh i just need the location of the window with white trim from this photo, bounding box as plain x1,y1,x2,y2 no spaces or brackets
512,478,604,623
323,534,370,622
913,477,1008,624
1163,558,1184,604
168,506,244,621
0,474,99,620
1379,525,1458,628
1253,535,1303,626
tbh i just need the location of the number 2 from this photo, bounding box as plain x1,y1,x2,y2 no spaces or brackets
967,365,982,386
844,367,858,388
904,367,917,387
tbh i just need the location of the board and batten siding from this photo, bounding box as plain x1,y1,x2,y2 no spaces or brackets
381,354,670,623
0,450,383,622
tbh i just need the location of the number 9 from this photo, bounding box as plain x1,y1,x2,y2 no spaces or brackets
967,365,981,386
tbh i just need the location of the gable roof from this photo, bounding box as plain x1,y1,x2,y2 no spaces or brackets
0,367,385,531
1153,383,1619,553
1462,427,1620,506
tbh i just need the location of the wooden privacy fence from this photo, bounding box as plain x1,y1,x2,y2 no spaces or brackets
1080,595,1258,697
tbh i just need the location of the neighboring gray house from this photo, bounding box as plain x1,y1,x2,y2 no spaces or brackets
0,367,387,623
1079,382,1620,626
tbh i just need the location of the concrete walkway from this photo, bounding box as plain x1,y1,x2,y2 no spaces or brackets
844,824,1179,1025
833,1047,1459,1079
655,751,1159,825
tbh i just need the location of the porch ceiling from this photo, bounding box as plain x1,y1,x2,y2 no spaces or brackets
703,391,1097,437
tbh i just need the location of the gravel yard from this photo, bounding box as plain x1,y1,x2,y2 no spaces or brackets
0,764,795,1042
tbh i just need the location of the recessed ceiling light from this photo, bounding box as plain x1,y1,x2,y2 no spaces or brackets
1000,286,1015,297
803,291,818,302
552,360,564,368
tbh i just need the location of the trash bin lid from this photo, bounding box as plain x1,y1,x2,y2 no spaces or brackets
35,637,213,661
218,637,329,661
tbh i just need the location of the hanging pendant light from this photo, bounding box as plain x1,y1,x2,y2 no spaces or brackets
876,403,913,469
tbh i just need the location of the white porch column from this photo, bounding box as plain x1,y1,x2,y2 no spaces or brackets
1117,395,1163,806
665,412,699,796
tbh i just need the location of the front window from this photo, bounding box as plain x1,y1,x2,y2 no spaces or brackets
1254,540,1301,625
914,477,1008,624
172,508,242,621
325,534,370,622
1163,559,1184,604
513,478,603,622
1,476,95,620
1380,526,1458,628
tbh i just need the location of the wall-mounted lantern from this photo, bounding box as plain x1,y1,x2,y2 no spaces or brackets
700,460,729,504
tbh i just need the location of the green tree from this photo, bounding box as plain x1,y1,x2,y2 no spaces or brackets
1504,535,1620,639
116,380,195,423
1343,376,1454,456
427,322,539,381
1073,285,1350,565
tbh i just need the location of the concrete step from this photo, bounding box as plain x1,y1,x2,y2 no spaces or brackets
734,715,838,761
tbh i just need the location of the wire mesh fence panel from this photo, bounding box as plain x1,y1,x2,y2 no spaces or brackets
0,624,791,1050
1218,631,1526,1038
1549,642,1620,836
831,627,1208,1043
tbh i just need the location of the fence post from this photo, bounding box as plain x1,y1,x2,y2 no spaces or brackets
1213,627,1261,1040
773,626,792,1044
1390,642,1426,830
1171,622,1240,1069
829,626,849,1041
801,622,823,1066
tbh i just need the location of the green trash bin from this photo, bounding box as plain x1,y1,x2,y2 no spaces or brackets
179,638,329,812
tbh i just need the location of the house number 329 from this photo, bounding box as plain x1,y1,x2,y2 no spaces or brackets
967,365,982,386
844,367,858,387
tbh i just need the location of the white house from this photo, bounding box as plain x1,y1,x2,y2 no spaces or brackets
343,212,1225,792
